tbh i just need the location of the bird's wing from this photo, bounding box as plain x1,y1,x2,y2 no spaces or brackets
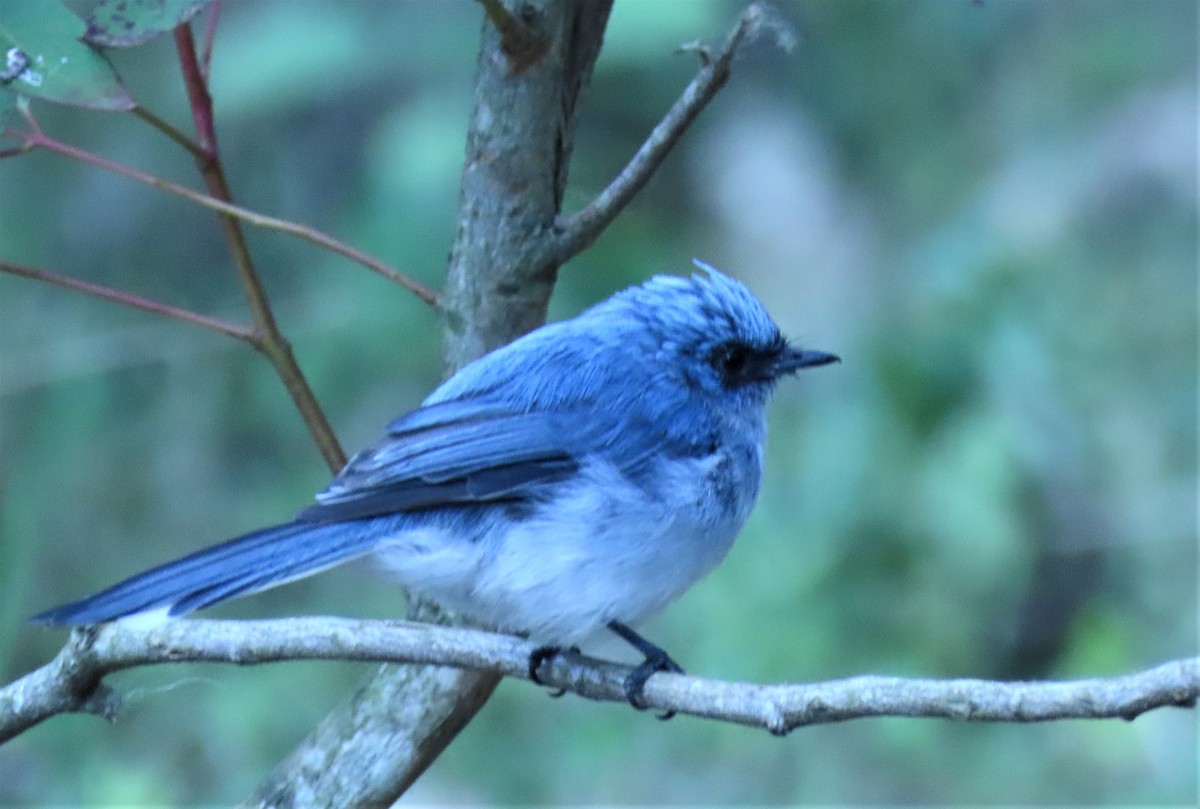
295,399,590,523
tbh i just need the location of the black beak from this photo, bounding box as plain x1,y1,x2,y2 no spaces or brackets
777,348,840,375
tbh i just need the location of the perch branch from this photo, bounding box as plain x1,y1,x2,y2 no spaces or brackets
2,617,1195,744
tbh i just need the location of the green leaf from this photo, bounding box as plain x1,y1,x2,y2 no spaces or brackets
65,0,213,48
0,0,133,110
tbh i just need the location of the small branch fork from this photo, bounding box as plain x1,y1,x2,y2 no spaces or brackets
1,86,435,305
476,0,548,70
0,18,435,458
0,105,441,301
1,20,439,473
550,3,787,264
1,618,1195,745
0,18,434,476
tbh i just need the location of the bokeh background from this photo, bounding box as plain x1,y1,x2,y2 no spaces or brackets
1,0,1196,804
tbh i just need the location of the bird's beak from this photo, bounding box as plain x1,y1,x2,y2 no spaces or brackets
776,348,840,375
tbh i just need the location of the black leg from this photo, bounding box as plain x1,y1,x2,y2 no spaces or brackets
607,620,684,720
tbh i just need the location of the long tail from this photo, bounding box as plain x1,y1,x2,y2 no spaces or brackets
31,520,382,625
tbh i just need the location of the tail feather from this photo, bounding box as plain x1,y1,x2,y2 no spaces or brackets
31,520,381,625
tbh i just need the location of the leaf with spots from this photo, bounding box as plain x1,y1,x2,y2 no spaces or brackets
0,1,133,111
64,0,214,48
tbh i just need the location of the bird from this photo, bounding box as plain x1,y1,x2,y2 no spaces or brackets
32,259,839,711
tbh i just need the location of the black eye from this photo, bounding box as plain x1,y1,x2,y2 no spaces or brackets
715,344,750,378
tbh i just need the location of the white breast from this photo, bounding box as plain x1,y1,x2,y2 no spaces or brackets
373,451,756,645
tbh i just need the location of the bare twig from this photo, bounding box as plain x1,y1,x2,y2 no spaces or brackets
0,140,33,159
176,25,218,156
0,260,260,346
131,105,208,161
552,4,783,263
173,23,348,473
2,617,1195,745
5,127,437,304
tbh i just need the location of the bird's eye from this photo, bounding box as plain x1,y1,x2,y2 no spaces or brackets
716,344,750,378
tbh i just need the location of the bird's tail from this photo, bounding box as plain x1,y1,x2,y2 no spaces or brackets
31,520,380,625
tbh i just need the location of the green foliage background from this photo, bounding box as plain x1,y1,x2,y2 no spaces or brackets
1,0,1195,804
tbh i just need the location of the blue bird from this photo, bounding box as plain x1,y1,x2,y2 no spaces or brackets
33,260,838,710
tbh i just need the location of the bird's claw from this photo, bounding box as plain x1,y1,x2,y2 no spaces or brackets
606,621,685,720
528,644,578,698
623,651,684,720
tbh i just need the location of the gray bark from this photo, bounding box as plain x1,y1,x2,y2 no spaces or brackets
243,2,613,805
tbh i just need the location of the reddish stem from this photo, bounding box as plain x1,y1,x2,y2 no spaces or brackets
173,23,347,473
175,24,217,158
0,260,260,345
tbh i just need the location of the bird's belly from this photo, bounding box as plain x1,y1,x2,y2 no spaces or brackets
374,453,754,645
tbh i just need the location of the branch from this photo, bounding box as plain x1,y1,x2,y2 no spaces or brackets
0,260,259,346
171,25,347,474
552,3,789,263
0,140,34,159
5,120,437,305
265,4,611,802
3,618,1195,745
476,0,548,70
131,104,208,160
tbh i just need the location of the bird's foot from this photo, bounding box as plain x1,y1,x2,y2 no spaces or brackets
607,621,685,720
527,644,579,697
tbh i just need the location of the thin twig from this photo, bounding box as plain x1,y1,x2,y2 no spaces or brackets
174,24,347,474
131,105,208,161
2,617,1195,744
0,140,33,159
176,25,218,156
553,4,778,263
0,260,260,346
7,127,436,304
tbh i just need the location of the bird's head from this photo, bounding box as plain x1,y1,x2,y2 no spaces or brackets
593,260,839,409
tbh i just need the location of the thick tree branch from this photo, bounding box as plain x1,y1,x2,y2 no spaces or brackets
3,618,1195,745
251,3,612,805
476,0,548,70
551,3,787,263
438,0,614,370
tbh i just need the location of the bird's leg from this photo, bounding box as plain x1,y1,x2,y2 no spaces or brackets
527,644,579,697
606,620,684,720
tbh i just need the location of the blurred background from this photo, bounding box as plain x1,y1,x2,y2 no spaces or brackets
1,0,1196,804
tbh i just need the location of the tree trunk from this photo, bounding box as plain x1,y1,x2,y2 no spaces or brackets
243,2,613,805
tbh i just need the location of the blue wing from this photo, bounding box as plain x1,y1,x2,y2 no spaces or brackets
33,397,591,625
295,399,589,523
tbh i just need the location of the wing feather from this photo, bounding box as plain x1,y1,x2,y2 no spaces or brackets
296,400,586,523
